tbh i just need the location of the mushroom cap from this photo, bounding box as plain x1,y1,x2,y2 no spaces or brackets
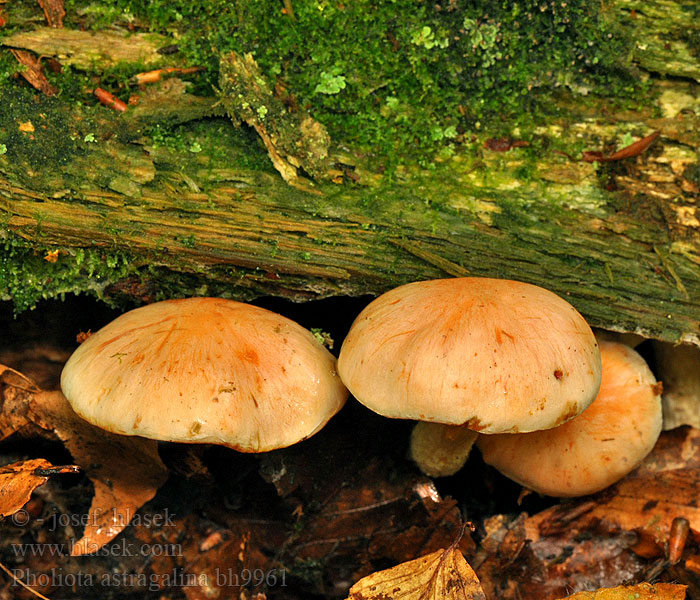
338,278,601,433
476,340,662,497
60,298,348,452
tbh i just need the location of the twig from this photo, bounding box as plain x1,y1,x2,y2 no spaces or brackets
94,87,127,112
390,238,470,277
654,245,690,300
0,561,52,600
582,131,661,163
130,66,202,86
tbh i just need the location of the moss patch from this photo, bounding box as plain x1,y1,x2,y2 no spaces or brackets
0,88,87,185
0,234,133,312
0,0,639,167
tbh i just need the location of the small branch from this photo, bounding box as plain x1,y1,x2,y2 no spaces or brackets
0,561,52,600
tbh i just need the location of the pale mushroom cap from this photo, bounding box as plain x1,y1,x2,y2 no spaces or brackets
338,278,601,433
60,298,348,452
477,340,662,497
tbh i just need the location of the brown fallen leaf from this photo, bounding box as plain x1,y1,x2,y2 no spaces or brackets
0,561,52,600
0,343,71,391
37,0,65,27
0,364,169,556
9,49,57,96
0,366,41,440
582,131,660,163
260,417,474,586
475,511,647,600
557,582,686,600
346,545,486,600
0,458,66,517
473,428,700,599
30,390,169,555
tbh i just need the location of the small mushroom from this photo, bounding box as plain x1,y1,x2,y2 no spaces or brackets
337,278,602,477
60,298,348,452
477,340,662,497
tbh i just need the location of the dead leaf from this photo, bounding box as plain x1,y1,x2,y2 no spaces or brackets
9,49,57,96
37,0,65,27
346,546,486,600
557,582,686,600
43,249,59,263
263,439,473,569
18,120,35,133
0,458,55,517
0,343,70,390
0,364,169,555
475,511,646,600
28,390,169,555
0,365,40,440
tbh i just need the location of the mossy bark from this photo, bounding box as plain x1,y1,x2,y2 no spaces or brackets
1,0,699,346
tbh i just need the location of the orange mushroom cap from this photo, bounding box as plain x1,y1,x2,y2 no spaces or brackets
60,298,348,452
477,340,662,496
338,278,601,434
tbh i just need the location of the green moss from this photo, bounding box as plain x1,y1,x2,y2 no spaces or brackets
178,234,196,248
0,234,133,312
146,119,273,175
684,163,700,186
0,88,86,184
1,0,637,168
287,558,325,588
0,231,271,311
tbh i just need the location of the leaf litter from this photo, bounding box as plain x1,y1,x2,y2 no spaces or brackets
0,364,168,555
3,333,700,598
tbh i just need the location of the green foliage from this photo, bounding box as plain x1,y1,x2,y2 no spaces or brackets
313,69,347,95
411,25,449,49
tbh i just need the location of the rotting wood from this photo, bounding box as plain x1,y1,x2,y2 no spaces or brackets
0,0,699,347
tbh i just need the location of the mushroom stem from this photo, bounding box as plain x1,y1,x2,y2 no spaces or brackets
409,422,478,477
652,340,700,430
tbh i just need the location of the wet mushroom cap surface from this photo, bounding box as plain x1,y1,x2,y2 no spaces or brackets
60,298,348,452
338,278,602,434
477,340,662,497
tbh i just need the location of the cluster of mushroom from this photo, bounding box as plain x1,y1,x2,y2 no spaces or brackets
336,278,663,497
60,278,663,498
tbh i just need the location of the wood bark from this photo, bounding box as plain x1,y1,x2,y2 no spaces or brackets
1,0,699,346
